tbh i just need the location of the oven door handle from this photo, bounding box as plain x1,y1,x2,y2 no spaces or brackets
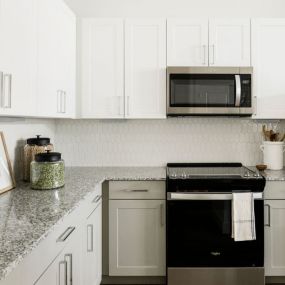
235,75,241,107
167,192,263,200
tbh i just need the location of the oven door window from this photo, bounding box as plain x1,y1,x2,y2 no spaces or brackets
170,74,236,107
167,200,264,267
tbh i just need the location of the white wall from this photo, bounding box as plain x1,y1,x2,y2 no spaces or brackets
55,118,282,167
65,0,285,17
0,118,56,180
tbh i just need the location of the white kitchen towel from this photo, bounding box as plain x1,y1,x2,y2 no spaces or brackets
232,192,256,242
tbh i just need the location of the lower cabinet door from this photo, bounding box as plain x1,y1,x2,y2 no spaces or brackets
82,202,102,285
109,200,166,276
35,227,82,285
265,200,285,276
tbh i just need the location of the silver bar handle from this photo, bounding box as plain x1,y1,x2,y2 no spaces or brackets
235,75,241,107
61,91,66,113
202,45,207,65
210,45,215,65
64,254,72,285
0,72,3,108
168,192,263,201
253,95,257,116
265,204,271,227
160,203,165,227
123,189,149,193
3,74,12,108
57,227,75,242
87,224,94,252
119,96,124,116
92,195,102,203
57,90,62,113
126,96,130,116
59,260,67,285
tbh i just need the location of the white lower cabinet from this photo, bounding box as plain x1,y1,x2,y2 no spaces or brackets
82,201,102,285
109,199,166,276
265,199,285,276
35,226,82,285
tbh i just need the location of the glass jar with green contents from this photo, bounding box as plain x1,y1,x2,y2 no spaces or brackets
31,151,65,190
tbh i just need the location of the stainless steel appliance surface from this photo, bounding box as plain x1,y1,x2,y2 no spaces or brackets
167,67,253,116
166,163,266,285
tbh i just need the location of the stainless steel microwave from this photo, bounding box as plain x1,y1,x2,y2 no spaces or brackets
167,67,253,116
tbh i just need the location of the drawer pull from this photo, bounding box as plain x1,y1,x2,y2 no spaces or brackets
59,260,67,285
57,227,75,242
92,195,102,203
123,189,149,193
160,203,165,226
64,254,72,285
87,224,94,252
265,204,271,227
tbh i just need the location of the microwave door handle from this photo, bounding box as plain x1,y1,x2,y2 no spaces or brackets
235,75,241,107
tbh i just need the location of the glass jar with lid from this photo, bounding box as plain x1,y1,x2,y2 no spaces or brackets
23,135,53,181
31,151,64,190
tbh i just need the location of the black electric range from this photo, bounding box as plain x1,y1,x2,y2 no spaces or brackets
166,163,266,285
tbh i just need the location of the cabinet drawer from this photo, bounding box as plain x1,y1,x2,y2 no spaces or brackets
109,181,165,200
265,181,285,200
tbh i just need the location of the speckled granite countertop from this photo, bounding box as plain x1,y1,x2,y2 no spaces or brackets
0,167,166,282
248,167,285,181
260,169,285,181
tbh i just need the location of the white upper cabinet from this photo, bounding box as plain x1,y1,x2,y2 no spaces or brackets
0,0,37,117
252,19,285,119
56,1,76,118
209,19,251,66
37,0,76,118
81,19,124,118
167,19,208,66
125,19,167,118
167,18,251,67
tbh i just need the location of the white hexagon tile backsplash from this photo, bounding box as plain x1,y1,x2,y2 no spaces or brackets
55,118,284,167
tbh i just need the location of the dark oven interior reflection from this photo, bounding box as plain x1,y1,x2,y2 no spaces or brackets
167,199,264,268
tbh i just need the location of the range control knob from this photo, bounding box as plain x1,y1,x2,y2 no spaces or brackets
254,172,261,177
243,171,250,178
181,173,187,179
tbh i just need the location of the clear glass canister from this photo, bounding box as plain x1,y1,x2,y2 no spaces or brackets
23,135,53,182
31,151,65,190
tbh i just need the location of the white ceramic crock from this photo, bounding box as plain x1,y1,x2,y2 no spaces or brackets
260,141,285,170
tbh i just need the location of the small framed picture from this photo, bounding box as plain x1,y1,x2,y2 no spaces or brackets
0,132,16,194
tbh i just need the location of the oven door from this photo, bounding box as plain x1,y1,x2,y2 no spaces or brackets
167,192,264,268
167,68,243,115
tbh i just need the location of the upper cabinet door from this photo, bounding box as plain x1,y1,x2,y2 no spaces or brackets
81,18,124,118
0,0,37,117
209,19,251,66
56,1,76,118
125,19,166,119
252,19,285,119
167,19,208,66
37,0,76,118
